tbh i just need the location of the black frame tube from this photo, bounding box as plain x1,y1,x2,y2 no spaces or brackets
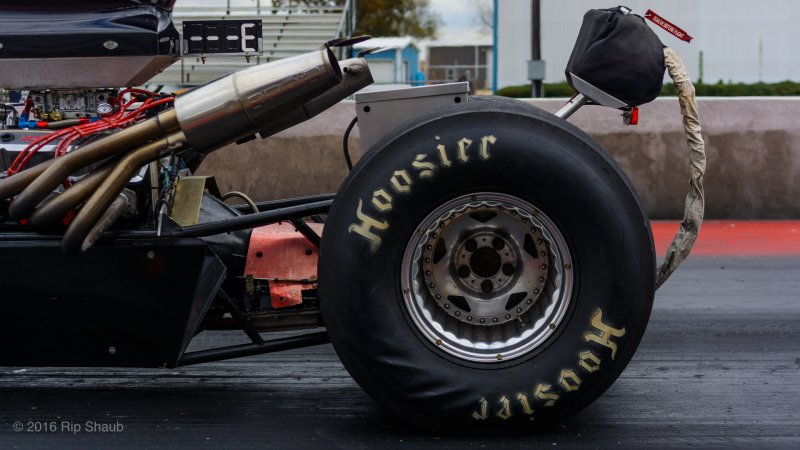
233,193,336,214
0,198,333,242
178,331,329,366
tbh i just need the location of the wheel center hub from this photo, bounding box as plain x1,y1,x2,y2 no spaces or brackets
470,247,501,278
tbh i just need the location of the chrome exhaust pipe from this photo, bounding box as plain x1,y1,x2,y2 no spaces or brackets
174,48,343,151
257,57,373,138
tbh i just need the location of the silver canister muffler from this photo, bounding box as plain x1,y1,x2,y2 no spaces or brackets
174,47,343,151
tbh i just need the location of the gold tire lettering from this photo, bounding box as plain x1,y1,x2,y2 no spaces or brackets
411,154,435,178
583,308,626,360
480,135,497,160
371,189,393,212
559,369,582,392
390,170,412,193
534,383,559,407
437,143,452,167
579,350,602,373
497,396,512,420
457,137,473,163
517,393,534,415
472,398,488,420
348,199,389,252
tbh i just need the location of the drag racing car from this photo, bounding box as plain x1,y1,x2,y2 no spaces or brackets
0,2,705,433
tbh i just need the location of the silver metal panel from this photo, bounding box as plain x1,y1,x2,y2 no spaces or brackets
568,73,628,109
355,82,470,151
0,56,179,90
528,60,546,81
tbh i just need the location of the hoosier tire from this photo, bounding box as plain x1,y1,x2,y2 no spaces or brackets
319,97,655,433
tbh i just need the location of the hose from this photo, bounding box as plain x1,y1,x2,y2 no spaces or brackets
222,191,259,214
342,116,358,170
655,47,707,289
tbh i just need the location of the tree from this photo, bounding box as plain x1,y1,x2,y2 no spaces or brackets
272,0,441,39
472,0,493,35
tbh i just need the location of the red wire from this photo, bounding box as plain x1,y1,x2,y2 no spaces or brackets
7,91,174,176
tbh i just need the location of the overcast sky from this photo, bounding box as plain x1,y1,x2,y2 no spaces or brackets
178,0,490,45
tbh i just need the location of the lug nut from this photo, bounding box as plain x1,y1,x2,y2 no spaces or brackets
481,280,494,293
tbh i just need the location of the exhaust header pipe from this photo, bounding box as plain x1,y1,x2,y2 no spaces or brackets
0,46,374,252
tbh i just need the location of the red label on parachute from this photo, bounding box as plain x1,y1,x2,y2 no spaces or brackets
645,9,693,43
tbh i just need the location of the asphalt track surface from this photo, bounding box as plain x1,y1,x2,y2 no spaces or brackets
1,221,798,448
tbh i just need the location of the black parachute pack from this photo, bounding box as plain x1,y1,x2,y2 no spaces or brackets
566,6,665,106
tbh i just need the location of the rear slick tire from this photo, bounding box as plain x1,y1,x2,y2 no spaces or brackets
319,97,655,434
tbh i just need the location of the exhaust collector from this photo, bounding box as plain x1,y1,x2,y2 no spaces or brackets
175,47,343,151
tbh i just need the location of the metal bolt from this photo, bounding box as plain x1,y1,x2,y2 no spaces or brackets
537,239,543,244
458,266,471,278
429,282,435,288
479,318,486,324
444,304,450,309
533,289,540,295
565,263,572,270
425,258,430,263
435,339,442,346
146,250,155,260
496,354,503,360
505,314,511,319
527,299,533,304
480,280,493,293
108,346,116,355
426,270,432,276
516,308,523,313
549,323,556,329
492,317,499,323
435,294,441,299
539,277,545,282
501,263,515,276
541,264,547,270
454,311,461,316
467,316,473,321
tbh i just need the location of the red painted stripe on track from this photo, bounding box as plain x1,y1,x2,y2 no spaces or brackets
652,221,800,257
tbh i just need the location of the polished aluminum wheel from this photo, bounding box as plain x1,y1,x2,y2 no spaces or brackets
401,193,573,363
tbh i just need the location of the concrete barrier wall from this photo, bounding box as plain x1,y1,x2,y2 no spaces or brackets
197,97,800,219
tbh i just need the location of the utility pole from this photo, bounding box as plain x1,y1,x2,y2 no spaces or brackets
529,0,544,98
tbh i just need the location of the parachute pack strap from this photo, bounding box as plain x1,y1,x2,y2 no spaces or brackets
655,47,707,289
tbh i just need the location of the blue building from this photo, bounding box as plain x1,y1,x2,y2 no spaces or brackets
354,37,421,84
